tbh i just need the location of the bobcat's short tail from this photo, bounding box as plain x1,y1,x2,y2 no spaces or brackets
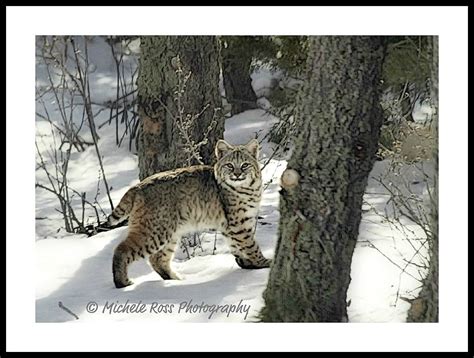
107,188,137,226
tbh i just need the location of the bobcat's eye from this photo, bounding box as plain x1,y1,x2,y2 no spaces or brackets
225,163,234,170
241,163,250,170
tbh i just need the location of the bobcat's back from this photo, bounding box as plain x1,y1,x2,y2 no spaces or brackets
107,165,227,231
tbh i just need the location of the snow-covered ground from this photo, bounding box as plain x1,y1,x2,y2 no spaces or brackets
35,36,431,323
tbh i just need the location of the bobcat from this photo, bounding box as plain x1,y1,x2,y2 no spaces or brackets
108,139,271,288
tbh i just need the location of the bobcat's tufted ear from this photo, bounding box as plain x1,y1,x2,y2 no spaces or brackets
245,139,259,158
215,140,233,159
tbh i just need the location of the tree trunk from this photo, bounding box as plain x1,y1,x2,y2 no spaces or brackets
261,36,387,322
221,36,258,115
137,36,224,180
407,36,438,322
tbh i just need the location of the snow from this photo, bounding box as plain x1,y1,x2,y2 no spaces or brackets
348,160,432,322
36,227,265,322
251,64,282,99
35,36,431,323
413,98,435,123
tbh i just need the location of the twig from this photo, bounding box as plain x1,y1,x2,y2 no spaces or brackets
359,240,420,282
58,301,79,320
70,37,114,212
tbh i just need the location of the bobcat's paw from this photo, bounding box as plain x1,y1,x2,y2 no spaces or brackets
235,257,272,269
166,271,182,280
157,269,182,281
260,258,272,268
114,279,133,289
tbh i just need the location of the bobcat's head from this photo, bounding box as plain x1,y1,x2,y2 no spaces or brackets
214,139,261,188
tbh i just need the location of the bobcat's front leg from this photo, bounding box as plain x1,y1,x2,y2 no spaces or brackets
225,225,271,269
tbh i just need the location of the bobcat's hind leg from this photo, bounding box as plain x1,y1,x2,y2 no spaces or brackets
112,244,136,288
112,230,148,288
149,237,181,280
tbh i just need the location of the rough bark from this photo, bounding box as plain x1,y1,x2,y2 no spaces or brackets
221,36,258,115
137,36,224,180
407,36,438,322
261,36,387,322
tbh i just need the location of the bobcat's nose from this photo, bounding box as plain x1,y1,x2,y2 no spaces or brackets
233,168,242,177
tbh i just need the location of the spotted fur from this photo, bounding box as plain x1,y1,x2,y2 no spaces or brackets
109,139,271,288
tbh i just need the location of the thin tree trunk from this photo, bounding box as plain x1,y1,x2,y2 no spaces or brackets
261,36,387,322
407,36,438,322
221,36,258,115
137,36,224,180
